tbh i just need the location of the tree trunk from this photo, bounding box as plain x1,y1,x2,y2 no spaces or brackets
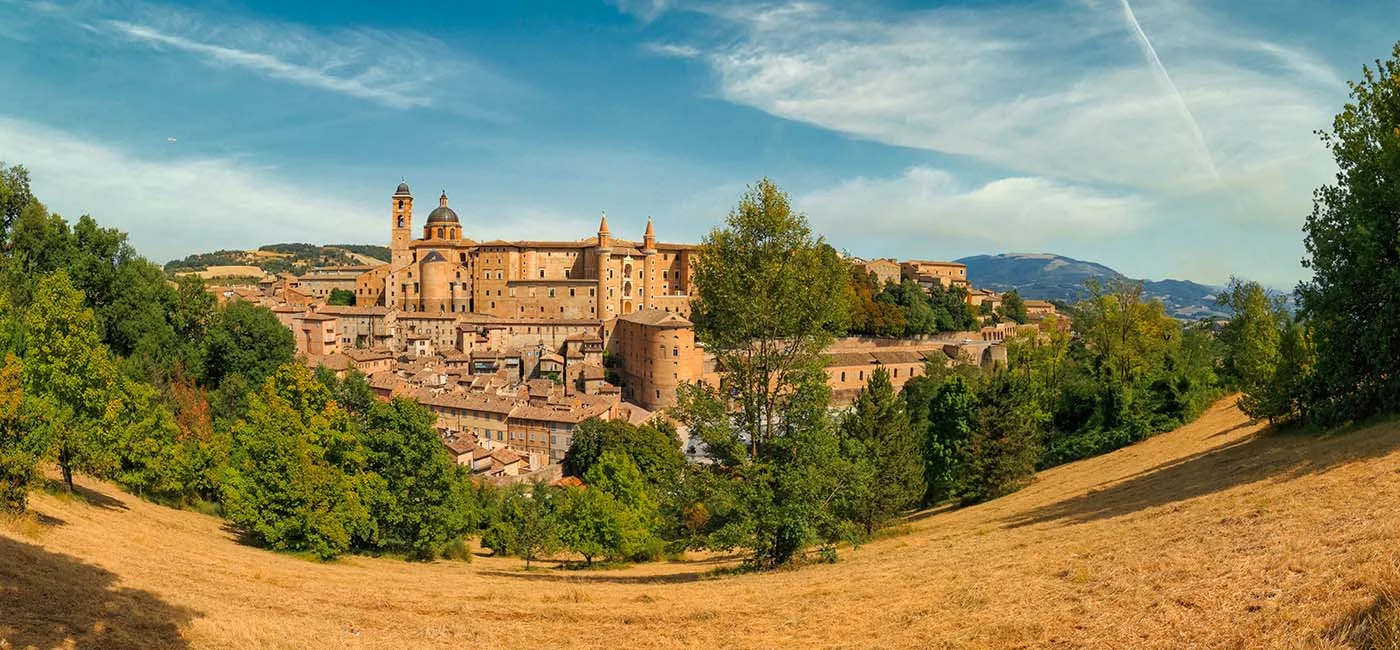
59,446,74,493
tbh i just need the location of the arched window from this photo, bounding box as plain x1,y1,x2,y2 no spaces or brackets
398,200,404,210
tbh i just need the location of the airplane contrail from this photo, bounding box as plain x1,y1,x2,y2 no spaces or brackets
1118,0,1221,183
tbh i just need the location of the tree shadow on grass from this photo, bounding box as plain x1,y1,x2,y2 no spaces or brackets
43,479,130,511
0,535,199,650
1002,418,1400,529
478,568,712,585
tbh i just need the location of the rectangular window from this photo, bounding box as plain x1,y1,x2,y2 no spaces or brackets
569,288,575,297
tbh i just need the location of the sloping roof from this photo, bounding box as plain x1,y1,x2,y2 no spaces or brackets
578,363,607,381
369,374,405,391
344,348,393,362
444,437,478,456
870,350,926,365
316,305,390,317
824,352,876,368
552,476,586,489
316,353,354,371
617,308,692,328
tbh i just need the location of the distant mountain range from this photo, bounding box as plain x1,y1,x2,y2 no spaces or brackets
956,253,1229,320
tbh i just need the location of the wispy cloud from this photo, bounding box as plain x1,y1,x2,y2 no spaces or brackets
677,0,1339,199
801,167,1153,251
105,20,433,109
609,0,673,23
0,116,381,261
643,42,700,58
28,0,514,112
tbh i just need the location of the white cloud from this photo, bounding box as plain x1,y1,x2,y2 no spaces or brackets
609,0,672,23
26,0,512,111
800,166,1153,250
686,0,1338,202
0,116,381,262
105,20,434,109
643,42,700,59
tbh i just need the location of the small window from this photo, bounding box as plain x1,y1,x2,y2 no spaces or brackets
539,269,545,279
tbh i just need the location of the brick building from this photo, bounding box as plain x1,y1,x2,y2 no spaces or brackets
356,182,698,320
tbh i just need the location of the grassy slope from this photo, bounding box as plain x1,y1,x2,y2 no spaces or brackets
4,398,1400,650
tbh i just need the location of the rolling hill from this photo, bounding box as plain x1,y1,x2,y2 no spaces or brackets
164,244,390,277
957,253,1229,320
4,397,1400,649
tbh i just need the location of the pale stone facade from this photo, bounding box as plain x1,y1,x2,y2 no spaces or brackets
356,182,698,321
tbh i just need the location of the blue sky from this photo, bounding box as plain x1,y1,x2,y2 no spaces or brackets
0,0,1391,287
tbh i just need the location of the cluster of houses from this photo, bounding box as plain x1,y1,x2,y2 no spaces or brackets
199,254,1060,483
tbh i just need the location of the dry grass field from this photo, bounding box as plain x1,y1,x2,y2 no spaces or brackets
5,397,1400,649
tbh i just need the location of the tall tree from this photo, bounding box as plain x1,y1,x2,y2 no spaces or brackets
959,371,1047,504
0,354,43,513
1297,42,1400,424
839,368,923,532
679,178,858,567
22,271,117,492
484,482,563,569
359,398,478,559
1216,278,1287,420
1000,290,1029,325
562,417,682,488
196,300,296,391
0,162,32,247
689,177,852,457
911,373,978,505
220,364,372,560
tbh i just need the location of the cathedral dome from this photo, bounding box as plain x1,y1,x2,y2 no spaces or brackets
426,191,459,224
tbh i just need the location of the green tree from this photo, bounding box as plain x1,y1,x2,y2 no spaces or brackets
559,485,625,566
484,482,563,569
1296,42,1400,424
999,290,1029,325
679,178,858,568
221,364,371,559
327,288,356,306
22,271,117,492
1216,278,1287,420
908,372,977,505
0,162,32,247
559,453,662,565
960,372,1047,504
562,417,682,488
358,398,478,559
689,178,851,456
839,367,923,532
0,354,44,513
196,300,295,391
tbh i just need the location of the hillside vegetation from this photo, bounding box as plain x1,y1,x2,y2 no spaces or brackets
163,244,389,276
4,397,1400,649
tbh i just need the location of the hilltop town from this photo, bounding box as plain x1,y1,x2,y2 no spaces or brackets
202,181,1060,482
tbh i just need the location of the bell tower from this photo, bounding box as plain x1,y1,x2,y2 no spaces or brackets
386,180,414,309
391,181,413,265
